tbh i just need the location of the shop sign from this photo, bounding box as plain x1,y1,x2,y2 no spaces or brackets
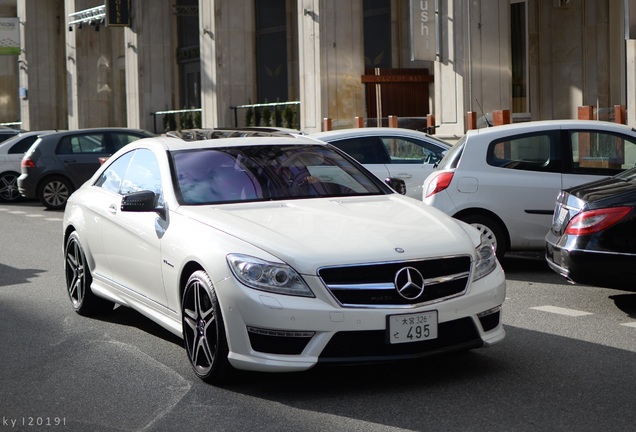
410,0,436,61
106,0,131,27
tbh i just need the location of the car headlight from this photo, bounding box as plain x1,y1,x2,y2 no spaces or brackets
227,254,315,297
472,235,498,281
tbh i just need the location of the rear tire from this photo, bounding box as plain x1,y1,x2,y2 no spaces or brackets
458,214,507,261
39,176,73,210
0,171,21,202
182,270,233,384
64,231,114,316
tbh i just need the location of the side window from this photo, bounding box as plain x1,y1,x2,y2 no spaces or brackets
379,137,444,164
9,136,38,154
57,134,106,154
94,151,134,193
331,137,391,164
570,131,636,174
487,133,560,172
111,133,146,152
120,149,163,197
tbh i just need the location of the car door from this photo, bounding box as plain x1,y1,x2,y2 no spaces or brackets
379,135,449,199
56,132,109,187
98,148,168,307
327,136,392,187
479,131,563,249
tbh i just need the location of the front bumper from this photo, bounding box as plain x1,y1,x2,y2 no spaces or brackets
215,265,506,373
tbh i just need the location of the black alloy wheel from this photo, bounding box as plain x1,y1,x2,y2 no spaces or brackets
0,172,21,202
64,231,114,316
40,176,73,210
182,270,232,384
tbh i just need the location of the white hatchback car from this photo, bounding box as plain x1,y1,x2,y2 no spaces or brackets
310,127,451,199
63,134,505,384
423,120,636,260
0,130,57,201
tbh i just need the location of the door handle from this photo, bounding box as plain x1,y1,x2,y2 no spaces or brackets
108,204,118,215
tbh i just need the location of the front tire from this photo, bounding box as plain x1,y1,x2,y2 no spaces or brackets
39,176,73,210
459,214,507,261
182,270,233,384
64,231,114,316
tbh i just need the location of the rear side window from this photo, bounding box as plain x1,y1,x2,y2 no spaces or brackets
57,134,106,154
378,136,446,165
487,132,561,173
570,130,636,175
330,137,391,164
9,136,38,154
111,133,146,152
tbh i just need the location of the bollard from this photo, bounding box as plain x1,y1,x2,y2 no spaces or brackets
322,118,332,131
493,110,511,126
466,111,477,130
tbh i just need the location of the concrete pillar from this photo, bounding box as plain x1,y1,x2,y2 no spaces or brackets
297,0,323,133
627,40,636,128
199,0,218,129
17,0,66,130
125,0,174,132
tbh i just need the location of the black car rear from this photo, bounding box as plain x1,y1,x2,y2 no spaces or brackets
545,169,636,288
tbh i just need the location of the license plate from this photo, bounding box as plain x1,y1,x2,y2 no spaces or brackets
388,311,438,344
555,206,568,227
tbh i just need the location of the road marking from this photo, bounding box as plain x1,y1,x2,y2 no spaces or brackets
8,210,26,215
531,305,594,317
26,214,43,217
621,322,636,328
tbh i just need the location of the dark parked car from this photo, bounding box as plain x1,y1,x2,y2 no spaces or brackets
545,167,636,288
18,128,154,209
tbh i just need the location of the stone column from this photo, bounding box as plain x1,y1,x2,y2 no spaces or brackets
124,0,174,132
17,0,66,130
297,0,323,133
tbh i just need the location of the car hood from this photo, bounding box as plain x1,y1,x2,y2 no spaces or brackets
176,195,479,273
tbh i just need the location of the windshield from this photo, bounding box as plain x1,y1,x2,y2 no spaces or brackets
171,144,387,205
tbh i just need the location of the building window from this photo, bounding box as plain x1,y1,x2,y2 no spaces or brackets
363,0,391,68
255,0,288,103
511,0,529,116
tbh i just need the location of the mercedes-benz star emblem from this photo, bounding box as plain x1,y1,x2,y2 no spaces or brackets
394,267,425,300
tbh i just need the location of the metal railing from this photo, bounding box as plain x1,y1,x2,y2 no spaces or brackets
229,101,300,129
150,108,202,134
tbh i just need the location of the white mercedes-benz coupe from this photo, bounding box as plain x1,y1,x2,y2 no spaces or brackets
62,134,506,384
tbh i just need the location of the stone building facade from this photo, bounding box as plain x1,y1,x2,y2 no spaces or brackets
0,0,634,140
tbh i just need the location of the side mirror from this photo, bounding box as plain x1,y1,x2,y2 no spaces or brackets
385,178,407,195
121,190,165,217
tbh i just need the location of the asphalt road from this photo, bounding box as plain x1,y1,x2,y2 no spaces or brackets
1,201,635,431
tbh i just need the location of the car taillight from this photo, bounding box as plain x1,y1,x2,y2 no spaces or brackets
565,206,632,235
21,158,35,168
425,171,454,198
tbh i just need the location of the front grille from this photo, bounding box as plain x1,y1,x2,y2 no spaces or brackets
318,317,481,363
318,256,471,307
